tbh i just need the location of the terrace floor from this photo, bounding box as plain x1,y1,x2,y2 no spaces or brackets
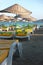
12,28,43,65
0,28,43,65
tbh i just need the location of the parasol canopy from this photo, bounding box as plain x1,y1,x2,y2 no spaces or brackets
27,16,37,21
14,14,36,21
0,14,14,21
0,14,9,21
0,4,32,15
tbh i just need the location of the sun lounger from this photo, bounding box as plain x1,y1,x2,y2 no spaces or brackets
0,40,15,64
0,50,9,63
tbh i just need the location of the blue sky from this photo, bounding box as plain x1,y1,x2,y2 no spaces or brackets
0,0,43,19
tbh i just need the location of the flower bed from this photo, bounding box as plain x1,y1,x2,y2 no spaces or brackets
16,31,27,36
25,28,33,33
0,32,13,36
16,33,27,36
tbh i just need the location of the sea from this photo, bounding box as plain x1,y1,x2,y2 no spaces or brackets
0,21,43,27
